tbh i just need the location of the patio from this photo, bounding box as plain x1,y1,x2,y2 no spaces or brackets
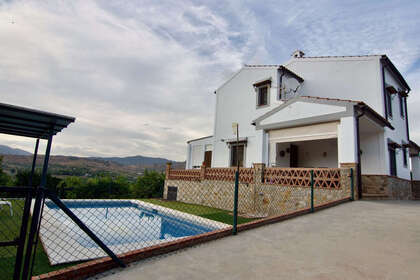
92,200,420,280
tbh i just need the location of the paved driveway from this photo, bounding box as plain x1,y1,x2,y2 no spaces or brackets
92,201,420,280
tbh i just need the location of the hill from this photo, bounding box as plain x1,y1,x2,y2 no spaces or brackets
0,145,31,156
90,155,172,166
0,145,185,180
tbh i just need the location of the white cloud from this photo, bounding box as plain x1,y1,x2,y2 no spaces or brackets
0,0,266,160
1,0,420,159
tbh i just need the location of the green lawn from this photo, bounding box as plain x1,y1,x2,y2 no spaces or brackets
0,200,75,278
0,198,254,279
142,199,255,225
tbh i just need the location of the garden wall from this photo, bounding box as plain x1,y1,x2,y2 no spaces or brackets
362,175,412,200
164,163,353,217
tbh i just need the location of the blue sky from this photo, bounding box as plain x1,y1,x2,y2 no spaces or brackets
1,0,420,160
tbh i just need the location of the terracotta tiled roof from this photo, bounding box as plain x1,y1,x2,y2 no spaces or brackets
294,54,383,59
299,96,363,104
187,135,212,144
299,96,393,129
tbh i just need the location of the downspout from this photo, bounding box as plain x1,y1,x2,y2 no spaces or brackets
278,70,285,100
355,105,365,199
403,89,412,195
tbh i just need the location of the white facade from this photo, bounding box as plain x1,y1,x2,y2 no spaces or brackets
186,53,415,180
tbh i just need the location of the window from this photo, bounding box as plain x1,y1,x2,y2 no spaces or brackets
386,91,393,118
230,144,245,167
399,95,405,119
402,143,408,167
257,86,268,107
388,144,397,176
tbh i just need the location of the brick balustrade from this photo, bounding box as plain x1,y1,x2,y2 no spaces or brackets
167,163,342,189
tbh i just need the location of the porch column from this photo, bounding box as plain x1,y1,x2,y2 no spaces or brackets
255,129,268,165
338,116,359,199
338,116,358,164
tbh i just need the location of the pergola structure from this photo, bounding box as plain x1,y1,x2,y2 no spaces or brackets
0,102,75,186
0,102,75,279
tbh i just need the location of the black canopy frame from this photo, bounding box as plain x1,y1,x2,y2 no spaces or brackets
0,102,125,279
0,102,75,279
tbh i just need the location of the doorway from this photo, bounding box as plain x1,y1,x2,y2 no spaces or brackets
290,144,298,167
204,151,212,167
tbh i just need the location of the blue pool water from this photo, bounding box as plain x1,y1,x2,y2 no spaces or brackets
45,201,215,248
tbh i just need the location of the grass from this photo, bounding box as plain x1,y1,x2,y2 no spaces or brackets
0,200,75,278
0,198,254,279
142,199,255,225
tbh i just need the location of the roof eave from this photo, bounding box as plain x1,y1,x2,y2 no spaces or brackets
356,103,394,130
187,135,213,144
278,66,304,83
380,55,411,92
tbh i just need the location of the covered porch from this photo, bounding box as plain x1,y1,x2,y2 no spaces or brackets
253,96,394,199
254,96,392,171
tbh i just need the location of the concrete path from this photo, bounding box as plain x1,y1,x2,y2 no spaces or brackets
92,201,420,280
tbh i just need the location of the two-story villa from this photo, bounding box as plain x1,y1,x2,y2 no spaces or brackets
186,51,420,199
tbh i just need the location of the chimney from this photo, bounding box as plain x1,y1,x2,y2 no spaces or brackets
292,50,305,58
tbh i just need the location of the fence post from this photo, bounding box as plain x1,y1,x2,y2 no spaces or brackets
200,163,206,181
232,170,239,235
165,162,172,179
350,168,354,201
310,170,314,213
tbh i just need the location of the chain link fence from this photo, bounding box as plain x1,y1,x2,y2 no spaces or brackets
33,198,232,267
0,165,353,279
0,197,25,278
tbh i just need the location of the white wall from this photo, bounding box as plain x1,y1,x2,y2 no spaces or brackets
213,67,279,167
286,56,383,113
186,136,213,169
260,101,345,126
382,67,411,179
269,142,290,167
360,131,387,174
337,116,357,164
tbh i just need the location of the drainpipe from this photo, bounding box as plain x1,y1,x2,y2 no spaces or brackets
355,105,365,199
278,71,285,99
403,89,412,195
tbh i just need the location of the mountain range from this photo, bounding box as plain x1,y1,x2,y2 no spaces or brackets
0,145,32,156
0,145,185,178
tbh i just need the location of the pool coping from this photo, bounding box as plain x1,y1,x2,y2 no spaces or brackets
34,199,230,265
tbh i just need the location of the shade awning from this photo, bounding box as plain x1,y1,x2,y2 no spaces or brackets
269,122,338,143
0,103,75,139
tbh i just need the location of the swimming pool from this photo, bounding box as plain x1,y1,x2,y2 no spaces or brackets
38,200,228,265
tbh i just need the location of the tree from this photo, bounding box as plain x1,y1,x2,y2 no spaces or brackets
132,170,165,198
0,156,12,186
13,169,62,191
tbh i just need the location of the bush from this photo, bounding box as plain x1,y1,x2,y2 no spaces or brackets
0,156,12,186
7,166,165,199
13,169,61,191
131,170,165,198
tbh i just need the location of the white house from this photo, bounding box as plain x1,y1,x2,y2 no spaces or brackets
186,51,419,198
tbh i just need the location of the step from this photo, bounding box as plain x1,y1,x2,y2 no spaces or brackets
362,193,389,200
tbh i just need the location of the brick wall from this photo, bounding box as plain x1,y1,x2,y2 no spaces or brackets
411,180,420,200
